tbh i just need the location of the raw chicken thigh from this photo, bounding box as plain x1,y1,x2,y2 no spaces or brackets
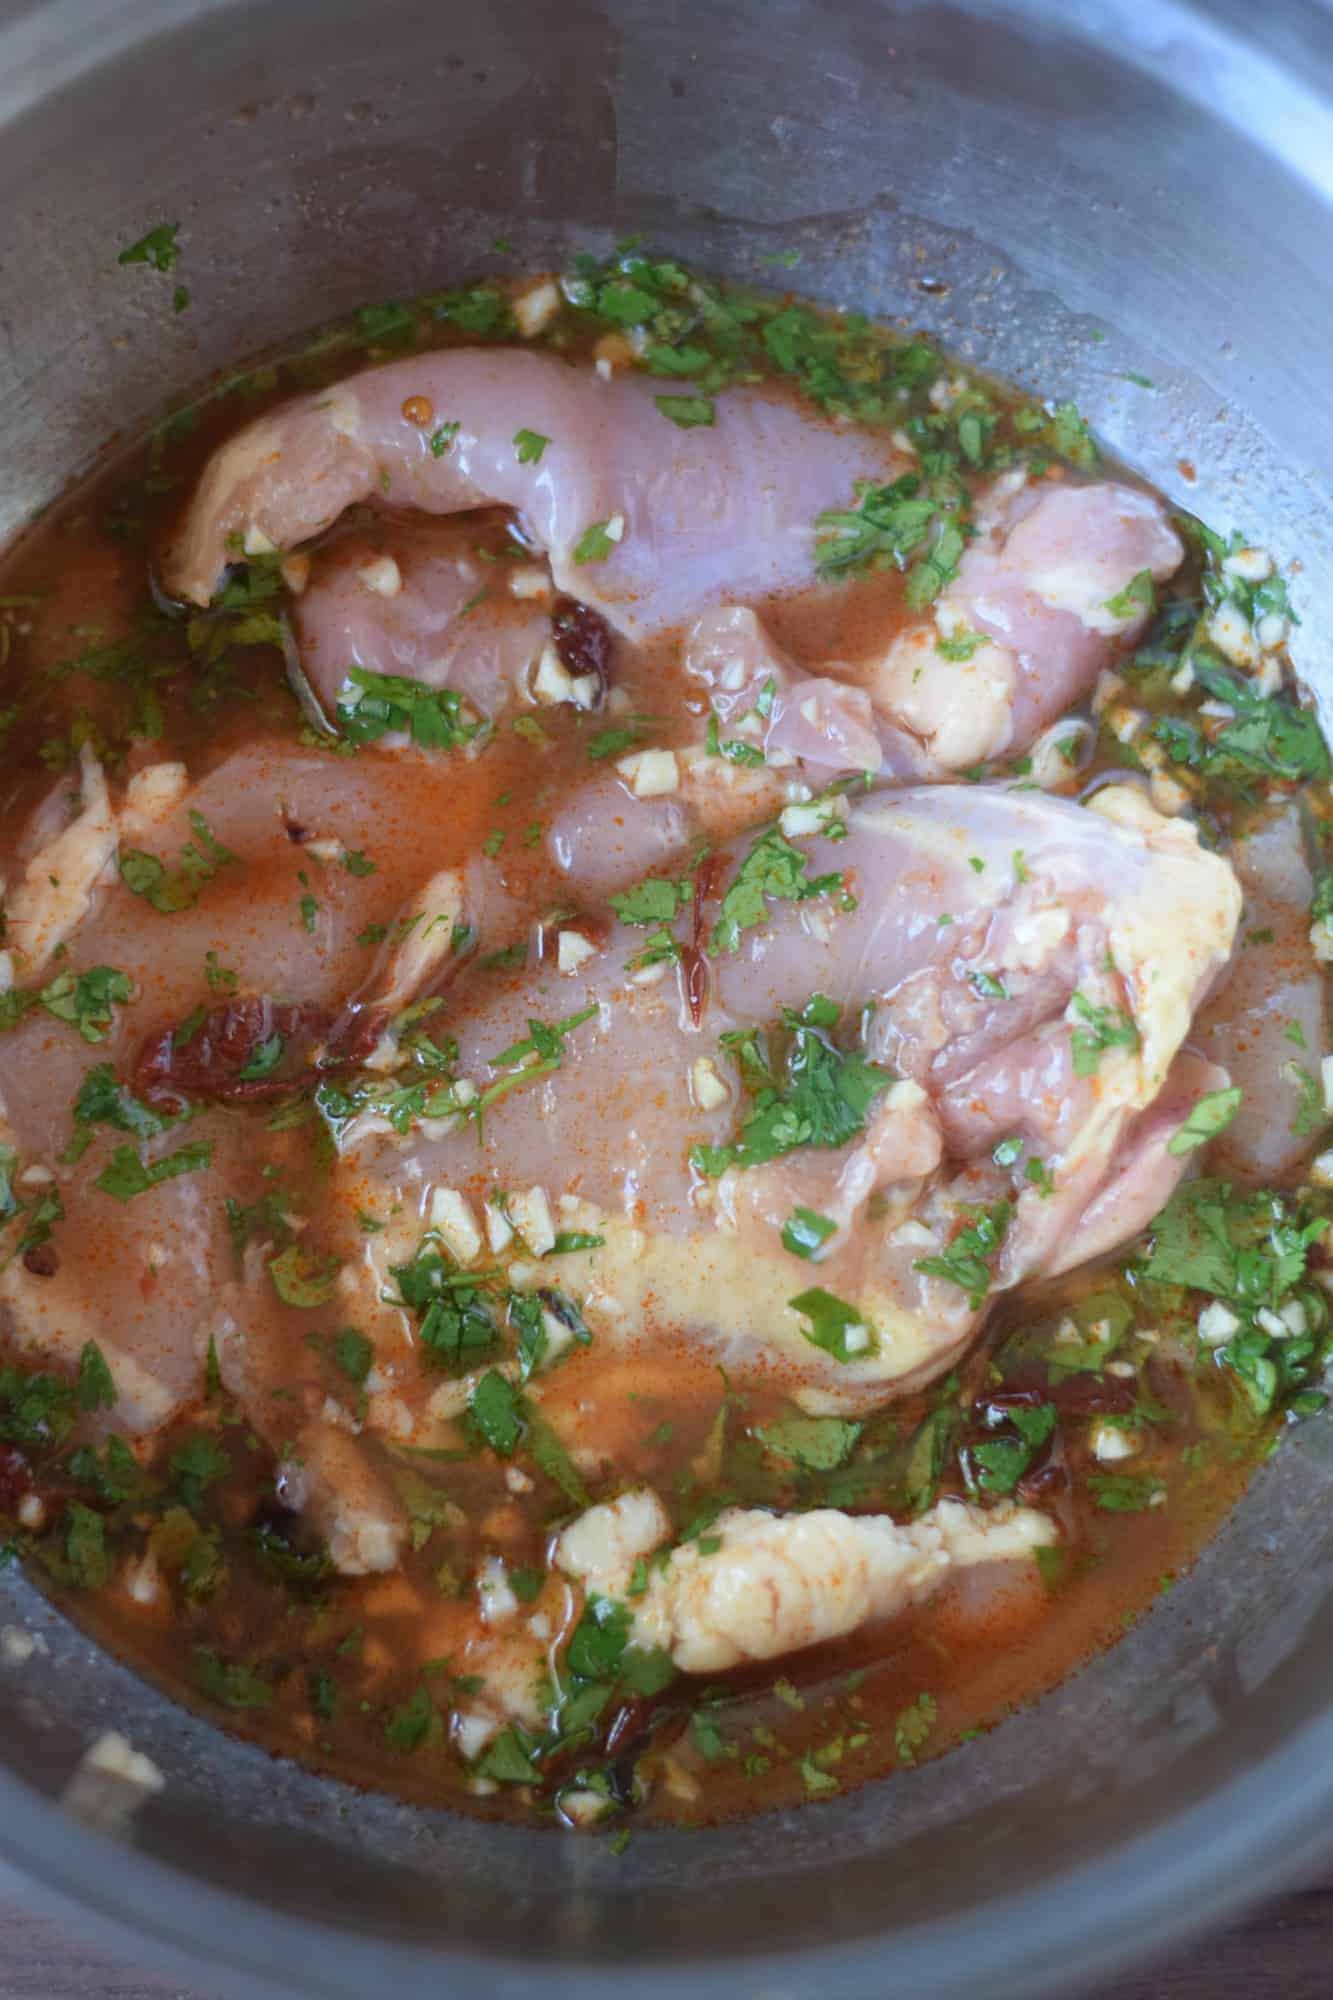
163,348,899,635
333,782,1240,1411
868,478,1184,770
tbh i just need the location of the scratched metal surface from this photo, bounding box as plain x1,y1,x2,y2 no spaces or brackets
3,1872,1333,2000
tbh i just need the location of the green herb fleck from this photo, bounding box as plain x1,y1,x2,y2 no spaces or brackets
118,223,180,272
572,519,621,565
1167,1086,1243,1156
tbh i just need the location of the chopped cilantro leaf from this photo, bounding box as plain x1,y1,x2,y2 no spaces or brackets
475,1724,540,1783
431,285,513,336
1287,1062,1326,1138
895,1692,937,1766
1088,1473,1163,1513
914,1200,1012,1308
68,1434,140,1505
1025,1157,1055,1198
1069,991,1140,1077
1189,652,1329,785
788,1286,877,1364
118,222,180,271
333,1328,374,1384
573,520,620,564
237,1033,284,1081
815,472,954,586
0,1366,75,1449
69,1063,164,1145
42,966,134,1045
194,1647,273,1710
705,714,766,766
971,1403,1055,1495
76,1342,117,1413
692,1000,888,1177
475,1004,598,1118
384,1686,440,1750
94,1139,212,1203
756,1415,862,1470
170,1433,231,1510
469,1370,524,1455
905,517,966,608
1143,1179,1325,1307
610,876,691,927
586,719,656,762
781,1206,837,1259
64,1502,109,1589
548,1231,605,1255
1103,569,1156,619
120,813,235,913
655,395,715,429
936,629,986,662
527,1414,587,1506
205,950,238,991
711,828,843,955
336,666,481,751
268,1242,341,1307
1167,1085,1243,1156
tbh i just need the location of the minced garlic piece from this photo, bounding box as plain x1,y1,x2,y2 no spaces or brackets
617,749,679,798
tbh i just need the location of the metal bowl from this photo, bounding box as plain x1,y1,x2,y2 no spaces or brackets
2,2,1332,1993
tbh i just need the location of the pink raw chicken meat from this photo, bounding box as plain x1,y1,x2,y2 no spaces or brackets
1196,804,1331,1180
334,781,1241,1406
684,604,890,776
292,515,551,726
868,477,1184,770
162,348,899,638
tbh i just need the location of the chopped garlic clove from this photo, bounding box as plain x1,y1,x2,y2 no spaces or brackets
692,1056,730,1111
357,556,402,598
513,281,561,339
509,1185,556,1256
557,929,597,975
616,749,680,798
427,1187,483,1267
1198,1300,1240,1346
484,1196,514,1256
532,643,576,707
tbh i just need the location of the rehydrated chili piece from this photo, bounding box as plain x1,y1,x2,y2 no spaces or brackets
680,944,708,1028
680,850,728,1027
551,596,613,701
134,997,387,1107
986,1371,1136,1419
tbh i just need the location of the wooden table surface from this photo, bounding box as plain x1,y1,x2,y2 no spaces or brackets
1,1871,1330,1999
